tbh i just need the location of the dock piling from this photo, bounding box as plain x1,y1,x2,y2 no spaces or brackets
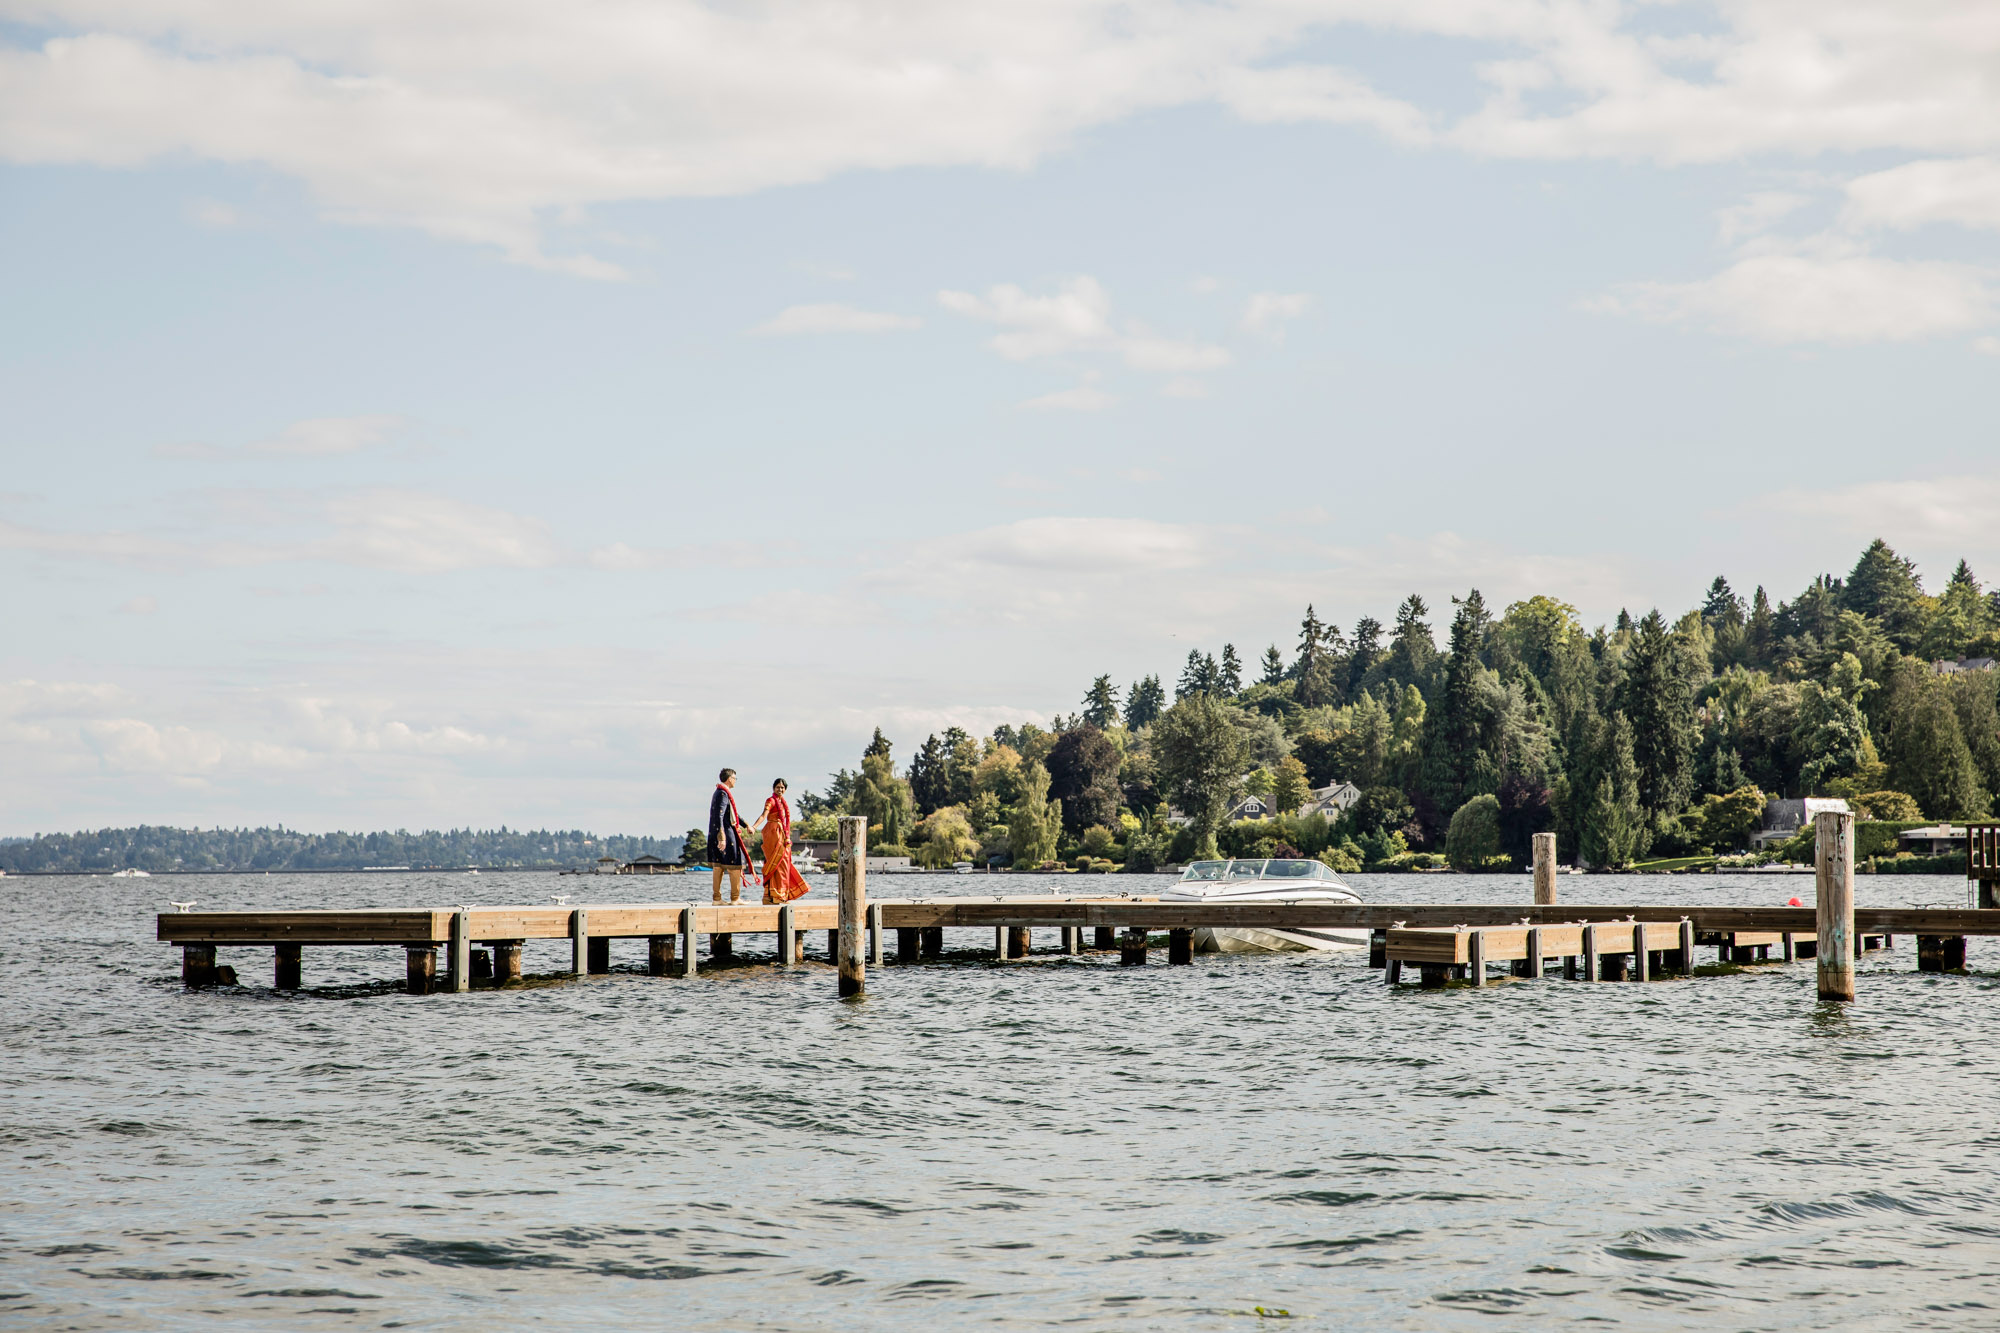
777,903,796,964
181,943,217,989
1168,928,1193,965
274,943,302,990
405,946,436,995
1008,927,1031,959
896,926,919,962
1816,811,1857,1002
1532,832,1557,905
994,926,1006,959
452,908,471,993
648,935,675,976
1119,928,1149,966
869,903,885,967
1467,929,1486,987
1525,927,1544,979
569,909,589,977
1581,925,1599,984
1093,926,1115,951
495,940,523,982
836,815,866,998
1633,939,1650,983
1678,920,1694,975
1061,926,1080,955
679,905,697,978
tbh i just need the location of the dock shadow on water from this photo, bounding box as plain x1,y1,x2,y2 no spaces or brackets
7,869,2000,1330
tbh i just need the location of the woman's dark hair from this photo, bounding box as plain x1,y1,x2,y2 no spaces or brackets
718,767,736,782
772,778,787,791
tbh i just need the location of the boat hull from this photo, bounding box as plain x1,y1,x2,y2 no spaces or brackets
1194,925,1369,954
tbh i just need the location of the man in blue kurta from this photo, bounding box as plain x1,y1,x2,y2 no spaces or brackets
708,767,752,904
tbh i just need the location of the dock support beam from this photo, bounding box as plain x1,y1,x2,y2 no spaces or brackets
896,926,920,962
182,944,217,989
1632,937,1650,983
1816,810,1857,1002
648,935,676,976
450,908,471,993
494,940,522,983
274,943,302,990
1581,926,1599,984
1918,935,1966,973
1119,929,1149,966
1094,926,1115,951
1532,832,1558,905
1008,927,1031,959
922,927,943,959
405,946,436,995
1168,928,1193,965
1467,929,1486,987
870,903,885,967
569,909,589,977
1678,920,1695,976
777,903,796,965
1061,926,1080,956
837,815,866,998
1525,927,1544,980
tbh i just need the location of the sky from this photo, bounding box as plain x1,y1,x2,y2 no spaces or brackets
3,1,1999,836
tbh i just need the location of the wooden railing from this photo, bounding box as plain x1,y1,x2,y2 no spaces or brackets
1970,823,2000,880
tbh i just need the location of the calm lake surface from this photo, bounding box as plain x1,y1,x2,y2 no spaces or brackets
4,869,1997,1330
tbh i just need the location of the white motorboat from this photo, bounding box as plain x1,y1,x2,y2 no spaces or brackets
1163,858,1367,954
110,868,151,878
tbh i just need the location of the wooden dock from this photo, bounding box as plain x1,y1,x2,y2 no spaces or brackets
156,812,2000,999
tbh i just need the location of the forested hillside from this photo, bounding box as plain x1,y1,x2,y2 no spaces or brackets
811,538,2000,870
0,826,683,874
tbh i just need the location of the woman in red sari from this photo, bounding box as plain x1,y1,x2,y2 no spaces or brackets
753,778,811,905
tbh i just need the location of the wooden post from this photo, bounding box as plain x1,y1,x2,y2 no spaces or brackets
1581,925,1599,984
1781,932,1796,962
837,814,866,998
1418,964,1447,989
1532,832,1557,905
712,932,735,961
181,943,217,988
1918,935,1965,972
405,946,436,995
274,943,302,990
1168,928,1193,965
1062,926,1080,955
647,935,675,976
897,927,920,961
1368,929,1387,969
1632,930,1650,983
994,926,1007,959
494,940,523,982
922,926,943,959
679,904,698,977
470,949,492,980
1384,959,1402,985
1094,926,1115,950
587,937,611,975
1816,810,1857,1002
1119,929,1149,966
1008,927,1031,959
777,903,796,965
826,930,838,958
869,903,885,967
1525,927,1544,980
452,908,471,993
1678,920,1695,976
567,909,587,976
1467,929,1486,988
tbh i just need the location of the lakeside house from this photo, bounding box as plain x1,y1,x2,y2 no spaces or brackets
1749,797,1852,849
620,854,677,874
594,855,620,874
1932,657,1997,676
1224,794,1271,822
1897,824,1967,857
1300,781,1362,820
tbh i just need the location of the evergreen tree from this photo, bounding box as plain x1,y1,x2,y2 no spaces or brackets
1878,658,1990,818
1843,538,1929,647
1294,605,1334,706
1259,644,1286,687
1389,684,1426,792
1272,755,1310,815
908,734,950,815
1418,592,1490,817
1007,761,1062,867
1124,675,1166,728
1046,724,1122,835
944,727,979,805
1081,675,1121,728
1383,595,1437,690
864,727,893,760
1152,694,1249,860
1218,644,1244,695
1618,610,1696,825
1702,576,1744,626
1347,616,1383,695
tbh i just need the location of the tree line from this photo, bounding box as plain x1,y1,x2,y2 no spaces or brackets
798,538,2000,871
0,825,684,873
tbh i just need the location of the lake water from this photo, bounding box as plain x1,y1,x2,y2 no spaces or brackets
5,869,1997,1330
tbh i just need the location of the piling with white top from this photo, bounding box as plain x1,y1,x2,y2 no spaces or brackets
1532,832,1557,906
837,815,866,998
1816,810,1856,1002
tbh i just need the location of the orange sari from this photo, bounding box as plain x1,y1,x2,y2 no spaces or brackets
761,795,811,904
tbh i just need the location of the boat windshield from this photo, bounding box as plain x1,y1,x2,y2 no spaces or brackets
1264,858,1331,880
1224,860,1267,879
1181,861,1230,881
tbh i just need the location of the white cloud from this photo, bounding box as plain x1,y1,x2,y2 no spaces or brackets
752,303,921,335
1768,474,2000,548
1976,335,2000,357
940,276,1229,379
153,414,405,459
1843,157,2000,232
317,489,565,572
1021,371,1116,411
1240,291,1310,338
115,595,156,615
1590,249,1995,344
11,4,2000,271
1717,191,1810,245
185,196,244,228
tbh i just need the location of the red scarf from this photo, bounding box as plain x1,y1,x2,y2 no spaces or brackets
716,781,747,832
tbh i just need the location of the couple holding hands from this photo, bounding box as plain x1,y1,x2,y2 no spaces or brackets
707,767,812,906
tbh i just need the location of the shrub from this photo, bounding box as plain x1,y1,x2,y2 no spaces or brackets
1444,794,1502,870
1080,825,1120,859
1853,791,1924,821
